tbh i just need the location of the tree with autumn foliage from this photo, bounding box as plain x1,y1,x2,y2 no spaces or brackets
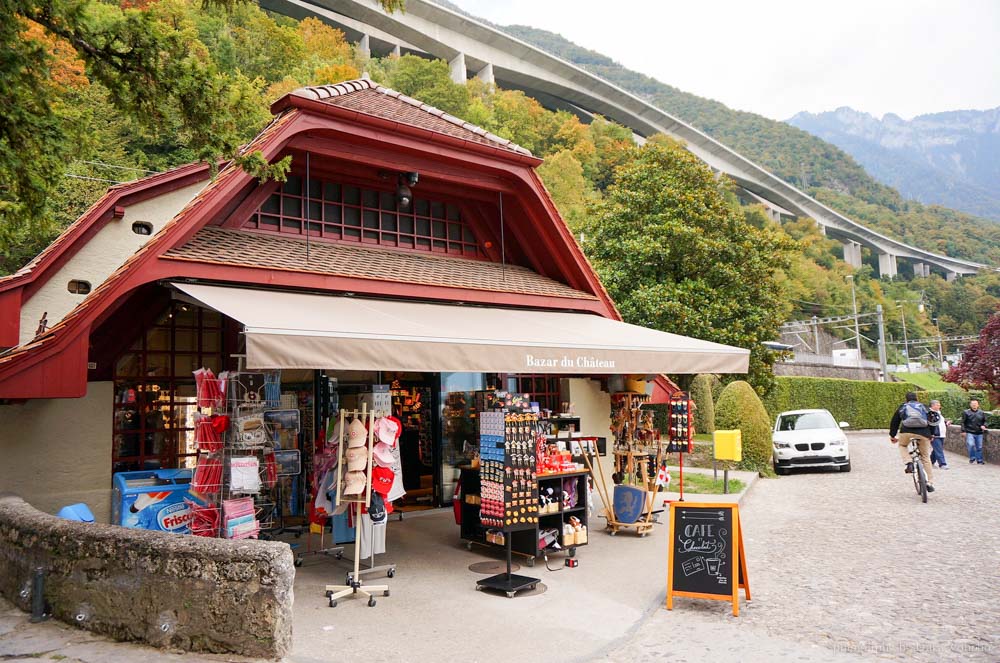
582,137,794,393
944,311,1000,402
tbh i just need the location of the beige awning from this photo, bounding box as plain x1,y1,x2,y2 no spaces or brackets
173,283,750,374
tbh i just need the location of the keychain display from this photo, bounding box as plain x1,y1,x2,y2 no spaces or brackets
667,392,694,454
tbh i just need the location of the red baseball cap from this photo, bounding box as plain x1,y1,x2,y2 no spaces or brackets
371,466,395,497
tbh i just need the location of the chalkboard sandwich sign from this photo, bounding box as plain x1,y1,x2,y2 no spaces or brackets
666,502,750,616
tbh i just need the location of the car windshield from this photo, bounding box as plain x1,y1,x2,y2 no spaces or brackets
777,411,837,431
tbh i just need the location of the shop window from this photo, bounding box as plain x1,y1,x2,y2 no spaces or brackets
67,279,91,295
511,375,562,413
243,176,484,258
131,221,153,235
111,301,224,473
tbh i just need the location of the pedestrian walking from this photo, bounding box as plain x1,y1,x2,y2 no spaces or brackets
928,400,949,469
960,399,988,464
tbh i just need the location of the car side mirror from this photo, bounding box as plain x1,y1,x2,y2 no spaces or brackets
839,422,850,429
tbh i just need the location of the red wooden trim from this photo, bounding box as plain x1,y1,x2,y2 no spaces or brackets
286,133,518,194
219,180,280,229
0,287,22,347
0,329,89,399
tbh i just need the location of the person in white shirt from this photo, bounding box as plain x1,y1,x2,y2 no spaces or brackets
929,400,950,470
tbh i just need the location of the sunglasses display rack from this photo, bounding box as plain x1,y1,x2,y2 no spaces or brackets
475,405,541,598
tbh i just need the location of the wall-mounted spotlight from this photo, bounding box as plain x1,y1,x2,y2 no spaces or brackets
396,171,419,209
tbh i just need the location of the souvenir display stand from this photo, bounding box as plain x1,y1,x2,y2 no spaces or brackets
294,438,344,567
475,406,541,597
583,392,663,537
665,392,694,502
324,406,391,608
189,369,291,540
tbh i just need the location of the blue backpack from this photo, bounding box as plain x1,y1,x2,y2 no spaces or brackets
899,401,929,428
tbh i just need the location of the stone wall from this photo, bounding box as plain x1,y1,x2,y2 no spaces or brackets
944,424,997,464
774,362,882,382
0,494,293,659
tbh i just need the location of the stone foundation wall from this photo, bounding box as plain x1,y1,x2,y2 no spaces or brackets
943,424,997,463
774,362,882,382
0,494,293,659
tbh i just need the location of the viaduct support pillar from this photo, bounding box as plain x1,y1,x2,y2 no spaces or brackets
913,262,930,278
476,62,495,86
842,241,862,269
449,52,467,83
878,252,898,279
357,34,371,60
946,271,959,282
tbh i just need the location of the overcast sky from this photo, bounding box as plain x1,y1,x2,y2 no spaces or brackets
449,0,1000,121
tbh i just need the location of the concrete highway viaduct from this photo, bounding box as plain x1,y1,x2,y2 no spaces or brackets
261,0,990,280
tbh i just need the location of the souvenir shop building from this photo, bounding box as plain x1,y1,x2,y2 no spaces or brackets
0,79,748,524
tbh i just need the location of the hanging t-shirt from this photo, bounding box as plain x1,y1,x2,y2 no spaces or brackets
358,513,386,559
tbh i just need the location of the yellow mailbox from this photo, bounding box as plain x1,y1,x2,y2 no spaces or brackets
714,429,742,462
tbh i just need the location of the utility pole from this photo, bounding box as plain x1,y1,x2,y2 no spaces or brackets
847,275,861,366
898,305,909,372
812,315,820,354
876,304,888,381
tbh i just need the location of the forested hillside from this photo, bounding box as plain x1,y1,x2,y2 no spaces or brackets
494,24,1000,267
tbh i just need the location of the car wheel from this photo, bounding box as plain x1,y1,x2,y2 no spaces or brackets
773,462,789,476
839,460,852,473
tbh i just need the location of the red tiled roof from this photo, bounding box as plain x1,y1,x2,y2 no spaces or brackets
163,227,597,301
284,79,532,157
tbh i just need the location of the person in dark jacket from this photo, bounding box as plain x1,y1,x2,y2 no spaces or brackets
961,399,988,464
889,392,935,491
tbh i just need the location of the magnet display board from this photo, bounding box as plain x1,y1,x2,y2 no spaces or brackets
666,502,750,616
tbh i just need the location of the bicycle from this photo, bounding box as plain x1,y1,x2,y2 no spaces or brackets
907,439,929,503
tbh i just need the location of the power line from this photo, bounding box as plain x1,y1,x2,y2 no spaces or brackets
64,174,126,184
76,160,160,174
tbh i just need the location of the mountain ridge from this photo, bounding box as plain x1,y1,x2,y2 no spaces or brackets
787,106,1000,221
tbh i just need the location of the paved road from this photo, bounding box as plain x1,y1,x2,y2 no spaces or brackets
603,432,1000,662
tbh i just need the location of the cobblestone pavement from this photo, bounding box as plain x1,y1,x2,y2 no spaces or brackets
602,432,1000,662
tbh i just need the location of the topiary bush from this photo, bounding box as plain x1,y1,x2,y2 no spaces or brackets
714,380,772,473
689,374,716,435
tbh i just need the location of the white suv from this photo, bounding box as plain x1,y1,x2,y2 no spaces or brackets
772,409,851,475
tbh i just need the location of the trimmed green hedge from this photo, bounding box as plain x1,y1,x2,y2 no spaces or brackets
915,390,989,422
764,376,989,429
689,374,716,435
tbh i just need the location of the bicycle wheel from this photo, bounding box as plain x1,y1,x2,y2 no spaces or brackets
916,461,928,503
911,456,921,495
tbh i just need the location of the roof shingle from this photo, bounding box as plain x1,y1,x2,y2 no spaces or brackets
163,227,596,301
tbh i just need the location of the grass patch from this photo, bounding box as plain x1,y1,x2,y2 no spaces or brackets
676,472,745,494
893,371,961,392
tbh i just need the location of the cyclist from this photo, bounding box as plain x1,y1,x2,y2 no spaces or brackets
889,392,936,493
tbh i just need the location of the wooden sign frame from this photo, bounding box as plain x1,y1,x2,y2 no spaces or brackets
666,502,750,616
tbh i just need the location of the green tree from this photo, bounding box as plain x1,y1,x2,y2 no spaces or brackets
582,139,793,393
714,380,772,473
536,150,598,233
689,374,716,435
387,55,470,118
